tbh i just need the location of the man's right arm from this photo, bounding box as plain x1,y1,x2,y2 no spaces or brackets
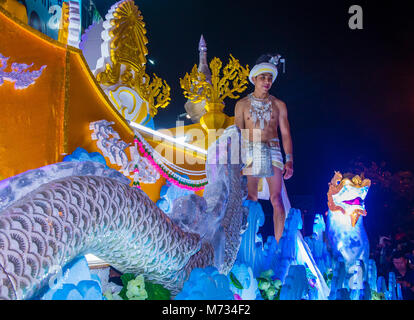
234,101,247,169
234,101,245,130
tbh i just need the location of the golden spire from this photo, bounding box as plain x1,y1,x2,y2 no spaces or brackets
95,0,170,118
108,0,148,70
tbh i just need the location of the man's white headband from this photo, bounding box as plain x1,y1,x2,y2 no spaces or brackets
248,62,278,84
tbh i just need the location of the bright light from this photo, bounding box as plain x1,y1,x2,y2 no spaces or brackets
175,135,190,144
148,59,155,65
85,254,107,267
129,121,207,155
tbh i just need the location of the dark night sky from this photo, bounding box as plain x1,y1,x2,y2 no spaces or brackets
95,1,414,220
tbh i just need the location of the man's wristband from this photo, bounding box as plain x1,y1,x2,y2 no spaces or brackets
286,154,293,163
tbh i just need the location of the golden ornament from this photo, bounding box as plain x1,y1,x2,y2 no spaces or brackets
180,54,249,131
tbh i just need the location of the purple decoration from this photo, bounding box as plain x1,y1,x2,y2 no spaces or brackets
0,53,46,90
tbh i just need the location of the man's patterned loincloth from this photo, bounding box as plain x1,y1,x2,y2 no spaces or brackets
242,138,284,177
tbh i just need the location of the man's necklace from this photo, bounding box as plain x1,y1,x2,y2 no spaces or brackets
248,93,272,130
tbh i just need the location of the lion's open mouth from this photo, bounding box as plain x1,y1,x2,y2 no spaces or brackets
342,197,364,206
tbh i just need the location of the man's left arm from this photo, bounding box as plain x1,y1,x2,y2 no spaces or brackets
278,100,294,180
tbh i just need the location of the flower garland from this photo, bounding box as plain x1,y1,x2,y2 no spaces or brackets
151,148,207,176
133,135,208,191
132,164,141,189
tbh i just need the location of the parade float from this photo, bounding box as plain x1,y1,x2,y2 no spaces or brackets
0,0,403,300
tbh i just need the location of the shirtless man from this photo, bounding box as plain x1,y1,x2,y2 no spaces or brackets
234,54,293,243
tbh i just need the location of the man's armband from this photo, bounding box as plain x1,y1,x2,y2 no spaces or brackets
286,154,293,163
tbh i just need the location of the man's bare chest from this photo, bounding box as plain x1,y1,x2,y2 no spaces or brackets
244,103,279,129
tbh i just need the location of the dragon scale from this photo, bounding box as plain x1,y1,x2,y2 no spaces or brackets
0,174,216,299
0,127,245,300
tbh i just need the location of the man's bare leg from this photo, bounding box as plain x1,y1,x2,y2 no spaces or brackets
266,166,285,243
246,175,261,202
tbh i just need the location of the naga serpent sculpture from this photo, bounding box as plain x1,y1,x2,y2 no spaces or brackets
0,126,247,300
